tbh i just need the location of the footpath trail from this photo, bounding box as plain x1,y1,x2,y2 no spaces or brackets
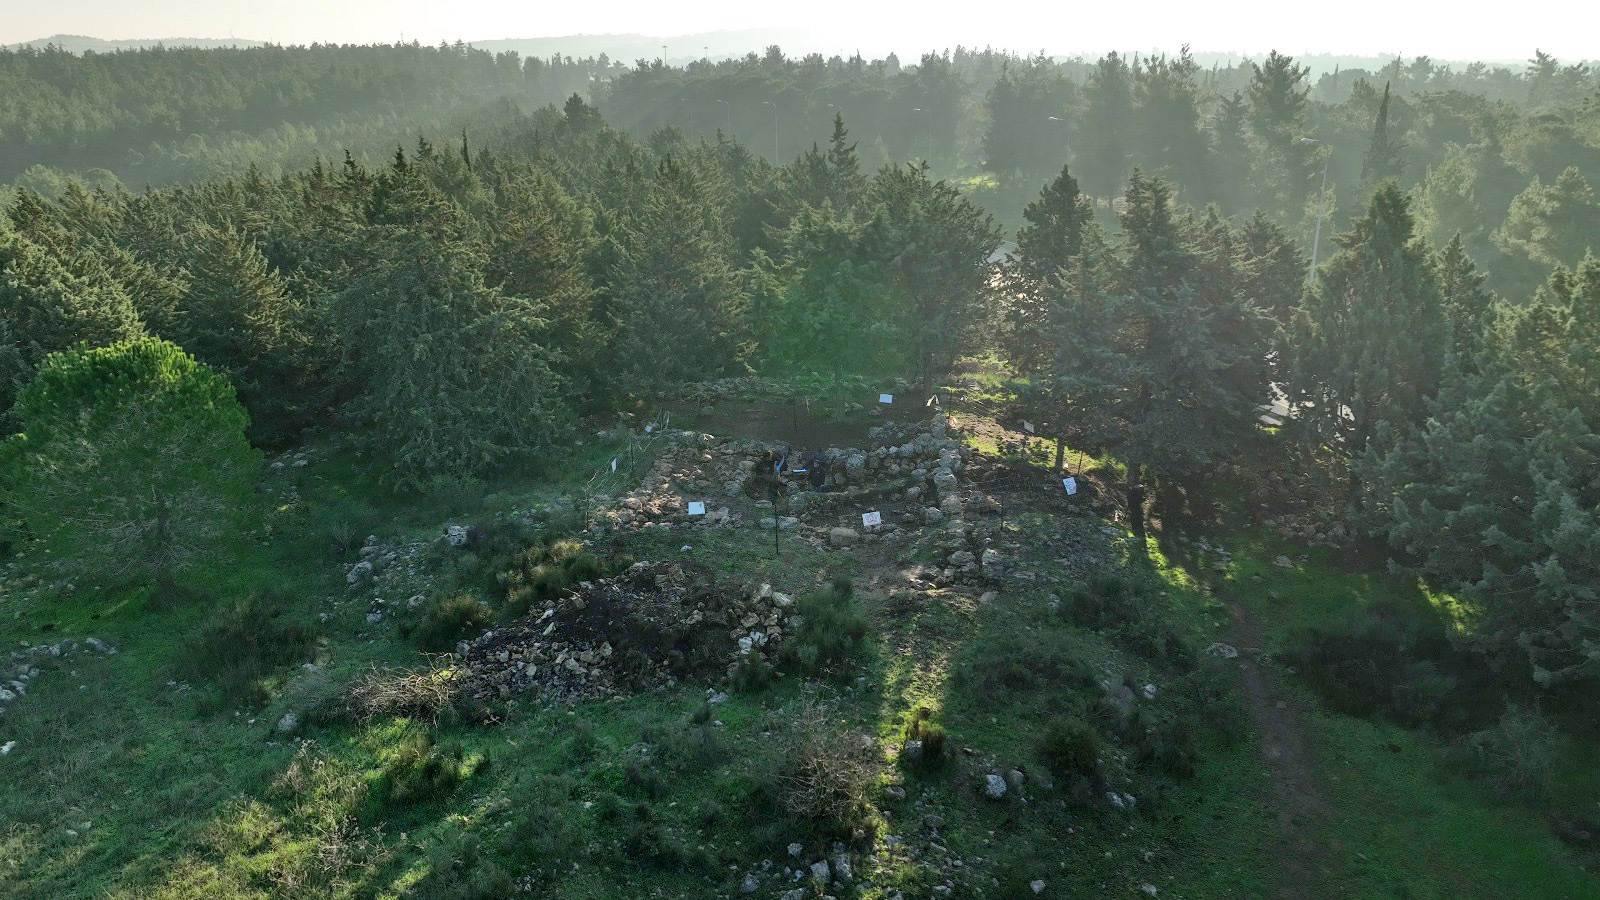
1214,577,1339,898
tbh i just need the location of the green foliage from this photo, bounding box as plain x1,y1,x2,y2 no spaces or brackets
0,337,259,589
1288,184,1447,461
1460,704,1557,799
781,576,869,676
181,592,317,709
332,216,570,490
370,730,473,816
405,836,513,900
1038,716,1101,777
404,593,493,652
902,706,948,770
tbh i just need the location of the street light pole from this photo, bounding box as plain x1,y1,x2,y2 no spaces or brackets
1047,115,1070,159
912,107,933,163
763,100,778,161
1300,137,1332,284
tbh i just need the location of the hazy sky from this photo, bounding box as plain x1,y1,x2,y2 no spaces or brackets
5,0,1594,61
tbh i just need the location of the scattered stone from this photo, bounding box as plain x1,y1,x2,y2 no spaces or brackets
1142,683,1158,700
1141,885,1159,896
832,852,853,882
984,773,1008,800
1204,642,1240,659
1274,555,1293,569
1031,880,1047,894
740,873,759,893
885,785,906,800
275,713,299,734
85,637,116,654
923,507,944,526
443,524,471,548
1007,768,1026,790
829,528,860,548
948,550,976,567
788,842,804,858
346,560,374,587
809,859,831,881
0,741,14,755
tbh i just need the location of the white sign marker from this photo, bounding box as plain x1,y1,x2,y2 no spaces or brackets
610,457,618,474
1062,477,1078,496
861,511,882,527
1023,420,1035,434
687,501,706,516
879,393,893,405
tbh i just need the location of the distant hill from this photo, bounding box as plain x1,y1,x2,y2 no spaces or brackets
465,28,822,64
7,34,267,53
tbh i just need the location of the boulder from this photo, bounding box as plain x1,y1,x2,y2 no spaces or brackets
346,560,374,587
443,524,471,548
923,507,944,526
948,550,976,567
940,495,963,517
984,773,1008,800
932,467,958,496
829,528,860,548
275,712,300,734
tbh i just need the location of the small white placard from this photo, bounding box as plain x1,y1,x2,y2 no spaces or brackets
1062,477,1078,496
1023,420,1035,434
610,457,618,474
644,424,654,434
861,511,882,527
687,501,706,516
879,393,893,405
926,395,939,407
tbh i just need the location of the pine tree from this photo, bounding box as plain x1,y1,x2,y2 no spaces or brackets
1287,184,1447,466
1049,172,1272,540
1492,166,1600,297
1359,82,1404,192
607,158,750,388
1435,234,1496,358
1000,163,1096,375
1236,210,1308,325
1078,53,1135,204
1246,51,1313,222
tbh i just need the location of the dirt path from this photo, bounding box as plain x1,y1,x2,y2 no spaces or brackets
1216,581,1337,898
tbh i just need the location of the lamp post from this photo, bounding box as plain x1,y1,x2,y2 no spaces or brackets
912,107,934,163
1047,114,1069,159
763,100,778,161
1300,137,1332,284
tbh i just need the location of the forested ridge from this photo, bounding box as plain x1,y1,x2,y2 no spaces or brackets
1,38,1598,899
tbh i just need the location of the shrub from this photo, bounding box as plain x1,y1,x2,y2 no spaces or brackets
731,652,775,693
1038,716,1101,777
182,592,317,707
497,536,613,619
404,593,493,651
902,706,947,769
1067,573,1143,628
405,835,513,900
1462,704,1556,799
953,631,1097,701
781,577,869,677
1289,599,1486,728
347,663,458,724
370,730,473,816
623,761,667,800
502,774,587,876
1129,706,1199,777
770,705,875,843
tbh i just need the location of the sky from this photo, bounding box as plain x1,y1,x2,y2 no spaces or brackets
4,0,1595,62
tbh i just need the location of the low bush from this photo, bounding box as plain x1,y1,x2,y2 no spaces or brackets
1288,599,1488,728
781,577,869,677
405,835,512,900
762,705,876,844
1038,716,1101,777
731,652,775,693
501,774,587,878
496,536,614,619
369,730,475,817
1066,573,1144,628
902,706,947,770
347,663,458,724
952,631,1097,701
1460,703,1556,800
181,591,317,708
403,593,492,651
1129,706,1200,777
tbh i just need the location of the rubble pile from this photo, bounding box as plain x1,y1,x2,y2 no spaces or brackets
455,562,795,705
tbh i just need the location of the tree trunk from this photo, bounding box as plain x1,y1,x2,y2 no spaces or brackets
1126,459,1145,544
1054,436,1065,472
